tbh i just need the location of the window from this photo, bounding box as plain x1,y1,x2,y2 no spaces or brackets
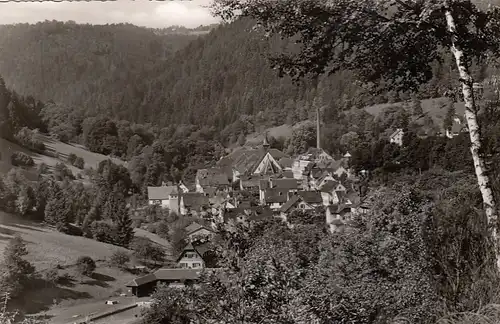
193,263,201,268
279,192,283,196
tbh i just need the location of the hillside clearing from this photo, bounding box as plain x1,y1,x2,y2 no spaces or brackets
0,212,131,270
363,97,466,131
0,134,126,178
245,124,293,146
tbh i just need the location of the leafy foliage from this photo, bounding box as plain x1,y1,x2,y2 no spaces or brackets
10,152,34,167
76,256,96,276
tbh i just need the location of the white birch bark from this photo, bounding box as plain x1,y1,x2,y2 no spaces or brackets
445,8,499,266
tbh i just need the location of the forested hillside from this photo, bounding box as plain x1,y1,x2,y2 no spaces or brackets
0,18,491,137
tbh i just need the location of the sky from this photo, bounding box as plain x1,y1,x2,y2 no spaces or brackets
0,0,221,29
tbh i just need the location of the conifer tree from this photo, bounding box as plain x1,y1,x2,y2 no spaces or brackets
0,235,34,297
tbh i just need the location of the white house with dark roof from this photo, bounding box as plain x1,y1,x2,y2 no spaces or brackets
389,128,404,146
147,184,180,211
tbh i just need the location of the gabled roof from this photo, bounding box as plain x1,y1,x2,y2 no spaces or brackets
216,147,288,175
175,242,211,263
270,178,298,190
280,195,301,213
181,193,210,208
125,269,201,287
297,191,323,204
264,188,289,203
147,186,178,200
390,128,404,139
320,180,340,193
241,175,270,188
184,222,213,235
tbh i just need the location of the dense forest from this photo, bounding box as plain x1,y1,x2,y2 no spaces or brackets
0,18,493,138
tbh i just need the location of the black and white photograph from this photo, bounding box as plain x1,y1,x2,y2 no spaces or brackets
1,0,500,323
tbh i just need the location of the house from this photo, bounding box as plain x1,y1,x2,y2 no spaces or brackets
147,184,180,212
126,269,201,297
262,188,290,210
184,222,215,241
389,128,404,146
325,205,354,234
176,243,211,269
259,178,299,204
280,194,317,214
445,119,468,139
195,168,231,194
179,193,210,216
222,206,273,227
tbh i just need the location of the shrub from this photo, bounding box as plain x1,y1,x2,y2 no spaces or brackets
76,256,96,276
58,223,83,236
37,162,50,175
43,267,59,284
14,127,45,153
132,219,143,228
89,221,116,244
74,157,85,169
54,162,74,180
10,152,34,167
110,250,130,269
67,153,77,165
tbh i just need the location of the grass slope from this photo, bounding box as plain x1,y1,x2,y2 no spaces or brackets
0,212,148,321
245,124,294,146
363,97,467,131
0,133,126,180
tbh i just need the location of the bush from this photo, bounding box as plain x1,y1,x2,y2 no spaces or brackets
10,152,34,167
74,157,85,169
89,221,116,244
76,256,96,276
37,162,50,175
132,219,143,228
43,267,59,284
58,223,83,236
67,153,77,165
110,250,130,269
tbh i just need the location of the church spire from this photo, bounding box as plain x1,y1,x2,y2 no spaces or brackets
263,132,270,150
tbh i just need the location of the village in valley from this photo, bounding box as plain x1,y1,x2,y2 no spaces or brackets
128,130,368,297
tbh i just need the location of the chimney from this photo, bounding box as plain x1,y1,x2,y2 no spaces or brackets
316,104,321,149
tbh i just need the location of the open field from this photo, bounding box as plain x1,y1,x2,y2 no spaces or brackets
0,133,126,178
35,133,126,169
0,212,130,270
0,212,157,321
245,124,294,146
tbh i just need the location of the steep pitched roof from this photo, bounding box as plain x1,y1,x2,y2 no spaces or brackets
390,128,404,139
147,186,178,200
216,147,288,175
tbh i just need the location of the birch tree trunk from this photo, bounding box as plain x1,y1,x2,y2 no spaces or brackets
445,8,500,267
